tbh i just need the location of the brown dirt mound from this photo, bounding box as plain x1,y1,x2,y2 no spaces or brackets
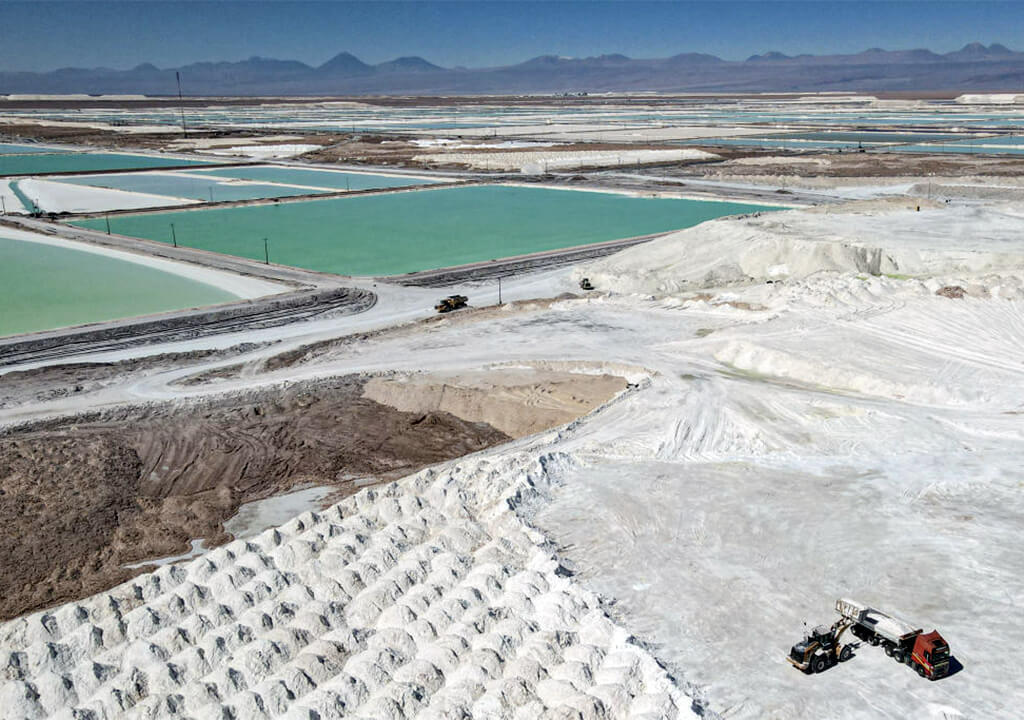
0,375,509,621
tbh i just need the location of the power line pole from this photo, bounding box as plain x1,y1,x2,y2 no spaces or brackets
264,238,269,264
176,72,188,138
497,275,502,305
170,223,177,248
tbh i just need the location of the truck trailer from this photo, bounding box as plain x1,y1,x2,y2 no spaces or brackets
836,598,950,680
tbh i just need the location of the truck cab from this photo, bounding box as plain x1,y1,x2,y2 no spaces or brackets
911,631,950,679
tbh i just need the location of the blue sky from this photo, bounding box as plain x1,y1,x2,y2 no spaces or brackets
0,1,1021,72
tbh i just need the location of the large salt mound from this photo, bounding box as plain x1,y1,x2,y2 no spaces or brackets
0,452,696,720
579,200,1024,296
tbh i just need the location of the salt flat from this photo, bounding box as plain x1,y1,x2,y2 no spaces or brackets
413,148,717,173
17,177,199,214
2,196,1023,720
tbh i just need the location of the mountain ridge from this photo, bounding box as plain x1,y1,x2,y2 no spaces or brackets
2,43,1023,95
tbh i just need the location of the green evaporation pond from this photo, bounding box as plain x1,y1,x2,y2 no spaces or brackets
0,236,237,337
766,131,969,144
892,143,1024,156
0,143,62,155
0,153,213,176
75,186,780,277
186,166,436,191
58,173,329,201
957,135,1024,146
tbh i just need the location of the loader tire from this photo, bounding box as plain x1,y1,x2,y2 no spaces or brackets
813,656,828,674
839,646,853,662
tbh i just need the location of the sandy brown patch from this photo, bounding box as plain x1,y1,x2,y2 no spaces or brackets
364,367,627,438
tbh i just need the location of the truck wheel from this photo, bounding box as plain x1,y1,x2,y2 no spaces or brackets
813,656,828,674
869,636,880,646
916,664,926,677
884,644,894,657
893,648,905,663
839,646,852,662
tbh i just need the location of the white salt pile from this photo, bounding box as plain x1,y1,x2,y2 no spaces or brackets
0,452,696,720
199,144,322,160
579,200,1024,296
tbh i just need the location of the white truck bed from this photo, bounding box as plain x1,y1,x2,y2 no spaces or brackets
836,598,921,642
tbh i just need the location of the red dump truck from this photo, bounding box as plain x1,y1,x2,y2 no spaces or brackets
836,599,951,680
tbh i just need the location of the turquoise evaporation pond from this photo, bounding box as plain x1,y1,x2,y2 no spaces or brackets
0,143,64,155
74,186,781,277
764,131,974,144
0,235,237,337
889,143,1024,156
0,153,214,176
57,173,330,202
946,135,1024,147
681,138,889,150
186,166,438,191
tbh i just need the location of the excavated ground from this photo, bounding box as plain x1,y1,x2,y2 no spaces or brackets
0,375,511,621
0,361,626,622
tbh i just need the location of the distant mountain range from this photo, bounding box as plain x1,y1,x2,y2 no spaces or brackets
2,43,1023,95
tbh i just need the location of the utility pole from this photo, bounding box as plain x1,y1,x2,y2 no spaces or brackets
176,72,188,138
105,215,111,234
497,275,502,305
264,238,269,264
1,196,5,215
170,223,177,248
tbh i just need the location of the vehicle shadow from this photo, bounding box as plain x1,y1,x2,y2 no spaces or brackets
842,641,863,660
938,656,964,679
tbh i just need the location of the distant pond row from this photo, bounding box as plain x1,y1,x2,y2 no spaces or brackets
4,163,780,337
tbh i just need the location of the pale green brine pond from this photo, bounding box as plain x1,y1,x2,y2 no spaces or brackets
186,166,437,191
58,173,330,201
0,236,237,337
77,186,780,276
0,152,213,175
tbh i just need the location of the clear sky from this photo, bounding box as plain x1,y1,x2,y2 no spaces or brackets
0,1,1021,72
